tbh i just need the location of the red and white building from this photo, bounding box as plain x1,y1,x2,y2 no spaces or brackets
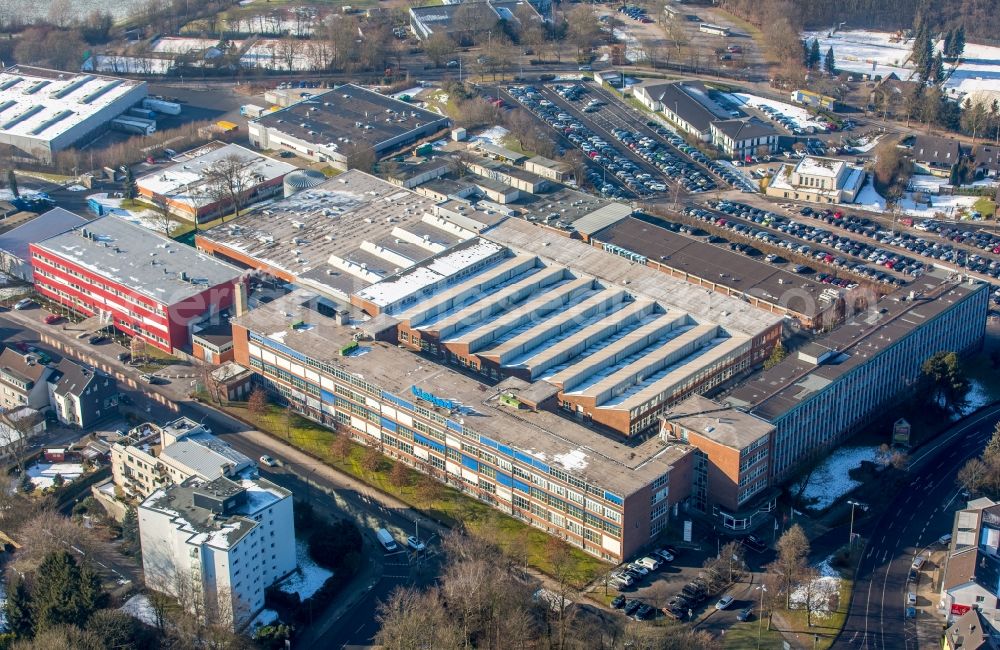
30,216,244,353
136,142,295,224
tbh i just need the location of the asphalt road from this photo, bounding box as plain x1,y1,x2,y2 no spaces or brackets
834,404,1000,650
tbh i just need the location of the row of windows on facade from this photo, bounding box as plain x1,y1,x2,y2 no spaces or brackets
32,256,167,316
34,269,164,334
247,350,629,508
770,300,982,471
35,280,170,346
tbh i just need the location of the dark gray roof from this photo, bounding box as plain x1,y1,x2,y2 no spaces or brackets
34,215,243,305
0,207,88,262
657,82,730,133
48,357,105,398
252,84,449,151
910,134,962,166
974,145,999,172
711,117,779,141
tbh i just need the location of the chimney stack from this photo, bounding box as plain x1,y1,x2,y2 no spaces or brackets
235,281,249,317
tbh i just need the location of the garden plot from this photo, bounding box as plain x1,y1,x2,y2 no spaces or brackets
727,93,829,132
27,462,84,489
152,37,244,55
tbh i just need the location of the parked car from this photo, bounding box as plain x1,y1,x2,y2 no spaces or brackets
715,595,734,610
636,556,661,571
406,536,426,552
611,595,627,609
623,599,642,616
42,314,61,325
938,534,953,545
654,549,675,562
634,603,655,620
13,298,34,310
259,455,278,467
907,592,917,606
737,606,753,621
26,347,51,364
742,535,767,553
88,335,107,345
911,555,926,571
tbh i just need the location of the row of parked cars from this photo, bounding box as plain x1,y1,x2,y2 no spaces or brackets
711,160,758,193
609,546,677,591
507,85,627,199
897,221,1000,281
617,4,653,23
703,201,925,286
611,128,716,193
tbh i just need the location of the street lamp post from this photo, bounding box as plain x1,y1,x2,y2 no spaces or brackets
756,584,767,649
847,500,867,547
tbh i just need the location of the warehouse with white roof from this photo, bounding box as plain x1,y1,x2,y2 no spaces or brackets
0,66,147,163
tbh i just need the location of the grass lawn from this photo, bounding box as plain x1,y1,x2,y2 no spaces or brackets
974,196,997,218
225,402,608,588
770,579,853,650
723,618,785,649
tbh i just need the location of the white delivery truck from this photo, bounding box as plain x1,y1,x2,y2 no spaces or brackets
377,528,398,552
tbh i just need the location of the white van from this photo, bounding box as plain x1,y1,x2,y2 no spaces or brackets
377,528,398,552
636,556,661,571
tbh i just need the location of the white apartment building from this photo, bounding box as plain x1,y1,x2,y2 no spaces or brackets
139,475,296,629
111,417,254,500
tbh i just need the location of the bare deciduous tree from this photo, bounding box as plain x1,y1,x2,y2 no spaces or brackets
203,153,257,221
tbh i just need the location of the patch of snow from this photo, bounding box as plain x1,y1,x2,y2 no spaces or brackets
553,449,588,471
852,135,882,153
467,126,509,148
65,184,88,192
120,594,158,627
853,177,887,212
248,608,279,629
392,87,424,101
790,556,842,619
952,379,993,421
794,446,880,510
612,27,646,64
277,541,333,600
27,462,84,489
729,93,829,132
0,189,44,202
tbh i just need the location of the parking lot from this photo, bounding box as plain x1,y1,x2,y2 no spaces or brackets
602,536,776,630
691,199,929,287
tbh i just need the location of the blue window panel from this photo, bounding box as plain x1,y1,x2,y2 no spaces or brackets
414,433,445,454
263,337,308,363
497,444,513,458
513,479,530,494
604,491,624,506
461,455,478,471
479,435,498,450
383,392,415,412
531,459,550,473
514,450,534,466
446,419,463,433
496,472,513,488
320,389,335,404
380,417,397,433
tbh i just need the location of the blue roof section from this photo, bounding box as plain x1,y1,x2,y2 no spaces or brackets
0,207,88,262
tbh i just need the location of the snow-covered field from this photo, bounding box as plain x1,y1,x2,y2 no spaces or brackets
7,0,155,22
728,93,829,132
852,174,986,219
794,446,880,511
802,29,917,80
942,42,1000,105
83,56,174,75
953,379,993,421
240,40,318,71
152,37,243,55
803,29,1000,105
277,542,333,600
28,462,84,489
790,557,843,619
